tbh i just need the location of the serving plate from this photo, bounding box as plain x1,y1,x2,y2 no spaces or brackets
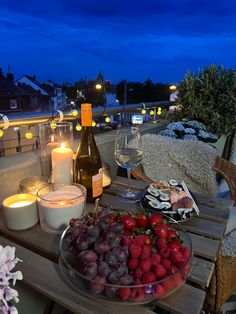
140,180,199,223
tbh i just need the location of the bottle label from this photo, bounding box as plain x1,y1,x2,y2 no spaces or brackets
81,103,92,126
92,169,103,197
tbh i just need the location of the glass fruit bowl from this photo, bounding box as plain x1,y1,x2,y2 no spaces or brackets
59,209,192,304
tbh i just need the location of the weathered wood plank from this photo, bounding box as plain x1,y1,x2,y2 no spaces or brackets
0,236,205,314
175,217,226,240
99,193,141,212
194,192,233,210
156,284,205,314
111,176,148,190
197,204,231,223
189,233,220,261
189,257,214,288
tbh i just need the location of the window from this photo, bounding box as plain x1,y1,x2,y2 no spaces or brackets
10,99,17,109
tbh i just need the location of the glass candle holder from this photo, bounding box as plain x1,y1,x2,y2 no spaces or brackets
37,183,86,234
19,176,48,195
39,122,73,184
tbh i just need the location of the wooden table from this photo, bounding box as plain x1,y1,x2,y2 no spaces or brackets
0,177,233,314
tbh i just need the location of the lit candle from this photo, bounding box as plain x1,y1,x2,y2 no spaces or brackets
2,194,38,230
51,143,73,184
37,185,86,233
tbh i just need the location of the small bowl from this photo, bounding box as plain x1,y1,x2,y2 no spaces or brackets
59,221,192,304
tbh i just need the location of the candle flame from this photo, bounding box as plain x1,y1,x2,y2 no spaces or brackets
61,143,65,149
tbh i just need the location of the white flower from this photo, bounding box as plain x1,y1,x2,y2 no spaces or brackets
0,245,23,314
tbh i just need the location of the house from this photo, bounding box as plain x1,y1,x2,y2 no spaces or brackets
16,75,67,111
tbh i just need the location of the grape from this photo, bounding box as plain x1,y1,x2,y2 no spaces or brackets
69,218,82,228
94,240,110,254
110,222,124,234
64,233,72,246
92,275,106,285
78,250,97,263
111,235,122,247
98,261,111,277
87,225,100,239
76,234,89,251
89,282,104,294
88,236,96,246
115,263,126,277
120,274,134,285
113,247,127,263
107,271,119,284
99,220,109,231
105,251,117,266
83,262,97,279
104,286,119,298
71,227,82,241
103,230,115,243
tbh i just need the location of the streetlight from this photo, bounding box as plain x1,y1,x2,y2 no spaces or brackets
95,83,102,91
169,85,177,91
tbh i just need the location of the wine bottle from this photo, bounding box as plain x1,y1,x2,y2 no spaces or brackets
74,103,103,203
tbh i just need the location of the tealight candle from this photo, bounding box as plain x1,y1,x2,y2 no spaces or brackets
51,143,73,185
37,184,86,234
2,193,38,230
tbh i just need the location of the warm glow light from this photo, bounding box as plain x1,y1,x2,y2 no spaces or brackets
76,123,82,131
10,200,32,208
0,129,3,137
60,143,65,149
92,120,96,127
150,110,155,116
71,109,78,117
141,109,146,115
95,83,102,90
170,85,177,91
25,131,33,139
50,121,57,129
105,116,110,123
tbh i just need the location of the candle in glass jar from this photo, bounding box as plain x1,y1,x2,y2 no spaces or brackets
51,143,73,184
37,184,86,233
2,193,38,230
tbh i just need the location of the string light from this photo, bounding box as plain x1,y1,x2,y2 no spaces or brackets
105,116,110,123
141,109,146,115
50,120,57,129
71,109,78,117
0,129,3,137
150,110,155,116
92,120,97,127
25,130,33,139
157,107,162,115
76,122,82,131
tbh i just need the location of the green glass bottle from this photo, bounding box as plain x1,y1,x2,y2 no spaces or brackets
74,103,103,203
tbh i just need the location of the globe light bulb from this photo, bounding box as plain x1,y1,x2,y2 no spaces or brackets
71,109,78,117
76,123,82,131
141,109,146,115
0,129,3,137
105,116,110,123
92,120,96,127
25,131,33,139
50,121,57,129
150,110,155,116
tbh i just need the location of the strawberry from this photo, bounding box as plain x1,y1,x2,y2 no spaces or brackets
180,246,191,261
161,258,172,269
172,273,183,287
169,265,178,274
118,287,131,300
141,245,152,258
154,264,167,279
170,250,184,264
133,267,143,279
162,277,175,292
134,235,146,246
120,214,136,230
149,213,163,227
159,247,170,259
167,229,178,240
139,259,151,272
151,253,161,266
128,258,139,270
133,278,142,285
155,238,167,249
131,287,145,301
168,240,182,251
129,244,142,258
142,271,156,284
153,284,166,297
135,213,149,228
107,213,117,224
154,223,168,239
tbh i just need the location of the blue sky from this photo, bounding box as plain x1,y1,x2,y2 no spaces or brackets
0,0,236,84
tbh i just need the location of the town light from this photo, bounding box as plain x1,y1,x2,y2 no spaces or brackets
169,85,177,91
95,83,102,90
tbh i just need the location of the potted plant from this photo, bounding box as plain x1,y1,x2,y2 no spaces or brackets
176,64,236,157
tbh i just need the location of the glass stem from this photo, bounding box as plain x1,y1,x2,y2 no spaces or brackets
127,168,131,192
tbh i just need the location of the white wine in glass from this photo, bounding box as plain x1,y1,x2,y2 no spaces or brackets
114,127,142,202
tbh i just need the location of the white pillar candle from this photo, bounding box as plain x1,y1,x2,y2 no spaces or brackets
37,185,86,234
51,144,73,185
2,194,38,230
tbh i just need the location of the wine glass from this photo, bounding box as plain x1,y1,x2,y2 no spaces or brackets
114,127,142,202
